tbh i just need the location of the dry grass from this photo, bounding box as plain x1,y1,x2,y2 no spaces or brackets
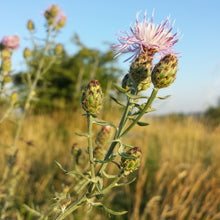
0,110,220,219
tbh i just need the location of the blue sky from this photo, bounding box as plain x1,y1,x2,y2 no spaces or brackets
1,0,220,114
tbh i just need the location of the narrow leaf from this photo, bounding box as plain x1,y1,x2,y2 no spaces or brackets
156,95,171,100
115,177,136,187
102,170,119,179
137,121,149,126
75,132,88,137
92,118,117,129
91,202,128,215
126,93,149,99
113,83,127,93
110,95,126,107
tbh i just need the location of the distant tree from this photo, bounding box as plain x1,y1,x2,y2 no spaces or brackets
205,97,220,127
13,34,123,112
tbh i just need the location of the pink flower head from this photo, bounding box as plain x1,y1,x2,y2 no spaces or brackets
1,35,20,50
112,11,180,62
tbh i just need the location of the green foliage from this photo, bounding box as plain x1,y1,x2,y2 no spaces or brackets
13,34,122,112
205,97,220,127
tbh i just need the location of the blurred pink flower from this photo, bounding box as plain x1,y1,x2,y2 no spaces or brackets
112,11,180,62
1,35,20,50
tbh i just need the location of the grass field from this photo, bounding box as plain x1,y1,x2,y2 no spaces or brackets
1,110,220,219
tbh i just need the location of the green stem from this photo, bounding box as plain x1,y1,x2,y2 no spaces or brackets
101,171,124,194
120,87,159,138
12,26,52,150
87,114,95,179
97,97,133,175
55,194,87,220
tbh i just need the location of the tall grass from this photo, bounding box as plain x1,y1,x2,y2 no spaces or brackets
1,111,220,219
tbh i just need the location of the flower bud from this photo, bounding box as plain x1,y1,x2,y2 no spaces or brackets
11,91,18,104
151,54,178,88
1,49,11,60
95,126,111,146
50,4,59,18
57,16,66,28
23,47,31,59
81,80,103,115
27,20,34,31
129,53,152,87
121,147,142,176
1,57,11,73
122,73,132,90
54,43,63,55
138,76,152,91
93,146,104,160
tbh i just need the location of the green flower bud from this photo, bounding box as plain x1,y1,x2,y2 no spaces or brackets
4,74,11,84
54,43,63,55
23,47,31,59
81,80,103,115
1,49,11,59
27,20,34,31
151,54,178,88
50,4,59,18
138,76,152,91
1,57,11,73
129,53,152,86
57,17,66,28
93,146,104,160
95,125,111,146
122,73,132,90
11,91,18,104
121,147,142,176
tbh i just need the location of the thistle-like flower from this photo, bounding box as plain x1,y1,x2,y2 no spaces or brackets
113,11,180,62
1,35,20,50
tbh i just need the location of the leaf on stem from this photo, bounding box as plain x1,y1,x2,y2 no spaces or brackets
75,132,88,137
102,170,120,179
89,201,128,215
92,118,117,129
126,93,149,99
110,95,126,107
113,83,127,93
115,177,136,187
156,95,171,100
136,121,149,126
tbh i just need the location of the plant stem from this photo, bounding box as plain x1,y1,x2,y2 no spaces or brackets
101,171,124,194
87,114,95,179
97,96,133,175
120,87,159,138
12,26,52,151
55,194,87,220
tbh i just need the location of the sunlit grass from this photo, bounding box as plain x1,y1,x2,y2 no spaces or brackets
1,110,220,219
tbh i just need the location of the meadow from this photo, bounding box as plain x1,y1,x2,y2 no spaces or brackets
1,4,220,219
1,110,220,219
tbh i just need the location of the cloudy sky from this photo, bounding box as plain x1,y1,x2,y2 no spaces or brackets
1,0,220,114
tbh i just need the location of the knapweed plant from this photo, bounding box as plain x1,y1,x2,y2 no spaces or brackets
55,11,180,219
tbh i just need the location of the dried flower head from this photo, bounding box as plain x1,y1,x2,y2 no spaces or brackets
113,11,180,62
